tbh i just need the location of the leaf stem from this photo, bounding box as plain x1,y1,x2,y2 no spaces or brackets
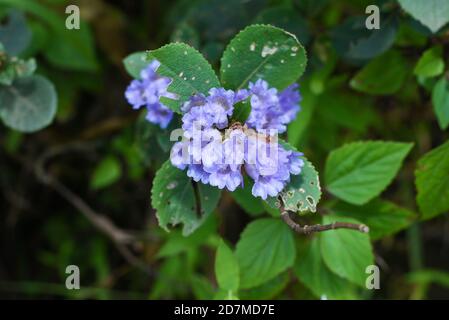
280,210,369,234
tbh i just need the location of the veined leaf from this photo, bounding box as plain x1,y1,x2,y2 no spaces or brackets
320,215,374,287
235,218,295,289
147,43,220,113
325,141,413,205
266,140,321,214
415,140,449,220
220,24,307,90
294,237,356,299
215,240,239,292
151,161,221,236
332,199,416,240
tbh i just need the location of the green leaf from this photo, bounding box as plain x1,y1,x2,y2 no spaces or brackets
332,199,416,240
294,237,356,299
220,24,307,90
123,51,148,79
231,100,251,124
320,215,374,287
255,6,310,45
171,22,200,49
44,23,98,71
0,9,31,55
0,75,57,132
398,0,449,33
1,0,98,71
146,43,220,113
331,15,398,61
214,289,239,300
415,140,449,220
350,50,409,95
90,156,122,190
230,176,265,216
235,218,295,289
432,76,449,130
157,214,217,258
215,240,239,292
325,141,413,205
266,140,321,214
414,46,445,78
151,161,221,236
191,275,215,300
269,158,321,214
201,41,225,65
314,90,378,134
239,272,289,300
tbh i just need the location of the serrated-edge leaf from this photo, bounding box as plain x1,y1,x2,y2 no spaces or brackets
146,43,220,113
320,215,374,287
235,218,295,289
151,161,221,236
266,139,321,214
325,141,413,205
220,24,307,90
415,139,449,220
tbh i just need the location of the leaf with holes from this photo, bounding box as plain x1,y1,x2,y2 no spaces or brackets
0,75,57,132
220,24,307,90
235,218,295,289
325,141,413,205
266,140,321,214
151,161,221,236
278,159,321,214
146,43,220,113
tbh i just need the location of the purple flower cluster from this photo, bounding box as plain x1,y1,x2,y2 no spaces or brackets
246,79,301,133
125,60,174,129
170,82,304,199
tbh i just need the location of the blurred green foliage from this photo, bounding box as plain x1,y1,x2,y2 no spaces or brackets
0,0,448,300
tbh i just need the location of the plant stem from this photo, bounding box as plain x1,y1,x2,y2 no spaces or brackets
280,210,369,234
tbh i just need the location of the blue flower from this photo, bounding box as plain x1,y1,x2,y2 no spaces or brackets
168,81,304,198
125,60,174,129
243,135,304,199
278,83,301,124
245,79,301,134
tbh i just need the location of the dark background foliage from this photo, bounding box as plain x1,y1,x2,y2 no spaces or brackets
0,0,448,299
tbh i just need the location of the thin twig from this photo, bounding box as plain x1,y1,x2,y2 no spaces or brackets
280,210,369,235
27,142,154,274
